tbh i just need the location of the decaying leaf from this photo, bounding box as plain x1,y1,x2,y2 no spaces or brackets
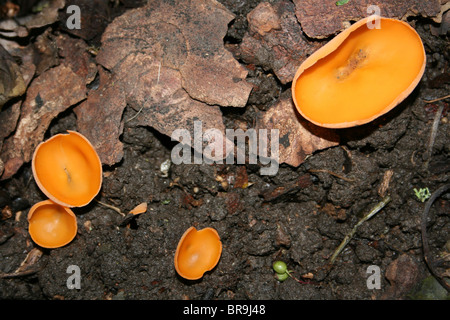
33,29,59,75
293,0,443,38
256,92,339,167
55,34,97,84
0,43,36,151
0,0,65,38
98,0,252,108
0,247,43,278
1,64,86,180
239,1,321,84
77,0,251,165
0,45,26,108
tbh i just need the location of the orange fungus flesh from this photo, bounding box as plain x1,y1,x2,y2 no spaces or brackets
32,131,102,207
28,200,77,249
292,16,425,128
174,227,222,280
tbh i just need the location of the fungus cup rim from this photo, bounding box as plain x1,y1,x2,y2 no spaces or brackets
174,226,222,280
27,200,78,249
31,130,103,208
291,15,426,128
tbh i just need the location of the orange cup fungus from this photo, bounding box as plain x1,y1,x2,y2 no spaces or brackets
32,130,102,207
292,16,426,128
28,200,77,249
174,227,222,280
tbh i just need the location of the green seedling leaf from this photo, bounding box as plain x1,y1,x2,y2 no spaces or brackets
336,0,350,6
414,188,431,203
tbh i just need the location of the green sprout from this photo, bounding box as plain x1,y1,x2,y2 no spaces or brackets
273,261,288,281
272,261,312,284
335,0,350,6
414,188,431,203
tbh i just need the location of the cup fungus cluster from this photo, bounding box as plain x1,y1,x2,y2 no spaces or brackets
28,131,102,248
174,227,222,280
292,16,426,128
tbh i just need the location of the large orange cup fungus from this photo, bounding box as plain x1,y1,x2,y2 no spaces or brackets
292,15,426,128
174,226,222,280
32,130,102,207
28,200,78,249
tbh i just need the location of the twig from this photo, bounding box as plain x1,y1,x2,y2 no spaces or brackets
309,169,355,182
329,196,391,265
423,94,450,104
287,270,319,285
125,105,144,123
421,184,450,292
424,103,444,169
156,61,161,85
95,200,125,216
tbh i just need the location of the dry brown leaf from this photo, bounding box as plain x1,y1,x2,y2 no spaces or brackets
0,43,36,151
74,67,125,166
256,92,339,167
293,0,442,38
97,0,252,108
1,64,86,180
0,0,65,38
240,1,321,84
0,45,26,108
55,34,97,84
77,0,251,165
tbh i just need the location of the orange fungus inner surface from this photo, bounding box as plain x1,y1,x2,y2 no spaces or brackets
293,18,425,127
32,131,102,207
175,227,222,280
28,200,77,249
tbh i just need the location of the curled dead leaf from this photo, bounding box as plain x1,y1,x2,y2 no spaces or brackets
0,45,26,108
256,92,339,167
1,64,86,180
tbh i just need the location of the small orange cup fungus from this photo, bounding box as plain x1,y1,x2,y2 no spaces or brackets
32,131,102,207
174,226,222,280
28,200,78,249
129,202,147,215
292,16,426,128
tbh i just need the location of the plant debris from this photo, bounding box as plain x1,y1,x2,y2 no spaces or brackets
239,1,322,84
1,65,86,180
255,92,339,167
292,0,444,38
76,0,252,165
0,0,64,38
0,45,26,108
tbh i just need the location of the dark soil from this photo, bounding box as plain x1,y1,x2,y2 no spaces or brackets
0,0,449,300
